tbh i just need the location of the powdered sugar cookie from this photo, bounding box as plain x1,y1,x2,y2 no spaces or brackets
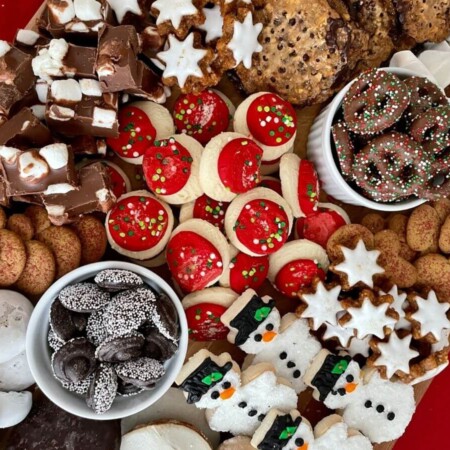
105,190,174,260
183,287,239,341
166,219,230,293
143,134,203,205
225,187,293,257
304,349,361,410
199,132,263,202
106,101,175,165
268,239,329,297
234,92,297,161
251,409,314,450
180,194,229,231
219,245,269,294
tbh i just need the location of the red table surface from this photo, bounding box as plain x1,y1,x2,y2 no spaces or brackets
1,1,449,448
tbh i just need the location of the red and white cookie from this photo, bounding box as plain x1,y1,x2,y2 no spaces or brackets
280,153,320,218
102,161,132,199
199,132,263,202
179,194,230,232
106,101,175,164
259,146,294,175
105,190,174,260
173,89,235,145
234,92,297,161
183,287,239,341
268,239,329,297
219,245,270,294
295,202,350,247
143,134,203,205
224,187,293,257
130,250,167,269
166,218,230,293
258,176,282,196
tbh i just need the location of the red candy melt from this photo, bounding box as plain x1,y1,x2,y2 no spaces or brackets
275,259,326,297
229,252,269,294
173,90,231,145
218,138,263,194
143,138,192,196
167,231,223,293
185,303,229,341
107,195,169,252
107,106,156,159
298,160,319,215
246,93,296,146
192,194,229,231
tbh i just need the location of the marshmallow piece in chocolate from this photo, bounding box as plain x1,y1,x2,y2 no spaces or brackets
42,162,116,225
14,30,50,56
45,78,119,138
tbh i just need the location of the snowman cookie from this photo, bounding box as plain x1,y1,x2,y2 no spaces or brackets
199,132,263,202
219,245,269,294
183,287,239,341
142,134,203,205
105,190,174,260
166,219,230,293
180,194,230,231
304,349,361,410
268,239,329,297
225,187,293,257
106,101,175,165
234,92,297,161
251,409,314,450
280,154,320,218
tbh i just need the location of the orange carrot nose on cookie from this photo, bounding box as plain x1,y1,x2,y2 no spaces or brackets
297,443,308,450
262,331,277,342
345,382,357,393
220,387,236,400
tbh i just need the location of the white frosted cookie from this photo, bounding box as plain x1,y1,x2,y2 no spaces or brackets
234,92,297,161
0,391,32,428
183,287,238,310
180,194,229,231
225,187,293,257
0,351,35,391
199,132,263,202
105,190,174,260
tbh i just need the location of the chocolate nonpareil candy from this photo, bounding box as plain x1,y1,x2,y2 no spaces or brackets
0,143,78,196
42,162,116,225
96,25,166,103
45,78,119,138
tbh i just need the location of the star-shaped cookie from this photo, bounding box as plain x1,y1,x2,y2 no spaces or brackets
153,0,198,29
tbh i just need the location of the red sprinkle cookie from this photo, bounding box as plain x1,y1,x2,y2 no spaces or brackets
259,176,283,196
105,190,174,260
102,161,131,199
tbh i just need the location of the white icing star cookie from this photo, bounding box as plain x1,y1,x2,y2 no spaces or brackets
228,12,262,69
382,286,410,331
339,335,371,358
322,319,354,347
108,0,142,23
199,5,223,43
300,282,342,330
158,33,207,88
333,240,384,289
152,0,198,29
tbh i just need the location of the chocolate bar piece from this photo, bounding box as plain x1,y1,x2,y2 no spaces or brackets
0,108,53,149
0,175,9,207
0,42,36,125
140,25,165,60
32,38,97,82
96,25,166,103
43,161,116,225
14,29,50,56
45,78,119,138
64,135,107,155
0,143,78,196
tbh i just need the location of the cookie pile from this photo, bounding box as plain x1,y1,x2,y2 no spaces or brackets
48,269,180,414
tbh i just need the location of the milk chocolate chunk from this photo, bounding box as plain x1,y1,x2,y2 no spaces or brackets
63,135,107,155
45,78,119,138
0,143,77,196
14,29,51,56
0,41,36,125
0,108,52,149
42,162,116,225
0,175,9,207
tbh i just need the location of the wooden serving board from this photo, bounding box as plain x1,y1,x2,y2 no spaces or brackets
0,3,432,450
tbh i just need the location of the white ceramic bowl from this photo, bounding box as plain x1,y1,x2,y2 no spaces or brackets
307,67,427,212
26,261,188,420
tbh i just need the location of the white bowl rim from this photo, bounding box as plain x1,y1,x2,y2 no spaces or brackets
321,66,427,212
26,260,188,421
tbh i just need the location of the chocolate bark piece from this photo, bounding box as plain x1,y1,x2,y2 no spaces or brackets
45,78,119,138
64,135,107,155
140,25,165,60
0,108,53,149
12,194,44,206
0,175,9,207
42,162,116,225
0,143,78,196
0,42,36,125
96,24,166,103
14,29,51,56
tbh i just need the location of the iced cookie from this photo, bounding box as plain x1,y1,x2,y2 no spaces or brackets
225,187,293,257
180,194,230,231
166,218,230,293
106,190,174,260
259,147,293,175
0,350,34,392
102,160,132,199
199,132,263,202
0,391,32,428
143,134,203,205
106,101,175,164
259,176,282,195
268,239,329,297
234,92,297,161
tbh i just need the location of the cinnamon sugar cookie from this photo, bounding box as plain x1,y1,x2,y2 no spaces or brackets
0,230,26,287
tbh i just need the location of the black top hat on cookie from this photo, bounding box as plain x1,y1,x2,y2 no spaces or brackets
259,413,303,450
229,294,276,346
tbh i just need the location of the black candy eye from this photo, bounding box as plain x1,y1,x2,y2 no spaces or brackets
238,402,247,408
376,404,385,413
387,412,395,421
293,370,301,379
346,374,354,383
287,361,295,368
365,400,372,408
295,438,304,446
248,409,257,417
266,323,274,331
279,352,287,360
254,334,262,342
222,382,231,389
338,388,346,396
258,414,265,422
211,391,219,399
